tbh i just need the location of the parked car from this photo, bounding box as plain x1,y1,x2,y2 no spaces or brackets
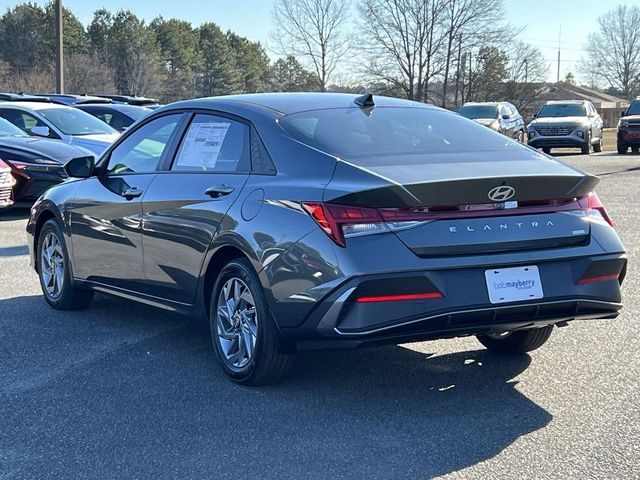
94,94,160,107
0,158,15,208
75,103,152,132
527,100,604,154
0,117,93,204
27,93,626,385
32,94,112,106
617,97,640,154
457,102,526,142
0,102,120,155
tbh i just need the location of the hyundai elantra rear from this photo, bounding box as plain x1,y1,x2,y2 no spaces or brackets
27,93,626,385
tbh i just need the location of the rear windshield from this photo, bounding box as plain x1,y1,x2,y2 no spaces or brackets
457,105,498,119
280,107,515,161
537,104,586,118
627,101,640,116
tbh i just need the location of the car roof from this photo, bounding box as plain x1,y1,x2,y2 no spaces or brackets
33,94,112,105
76,103,151,112
165,92,434,116
94,94,159,105
544,100,587,105
461,102,501,106
0,101,71,111
0,93,53,103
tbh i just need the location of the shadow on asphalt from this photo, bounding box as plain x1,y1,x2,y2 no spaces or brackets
0,294,552,479
0,207,30,221
0,244,28,257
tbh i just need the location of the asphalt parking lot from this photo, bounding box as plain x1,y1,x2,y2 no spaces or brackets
0,151,638,480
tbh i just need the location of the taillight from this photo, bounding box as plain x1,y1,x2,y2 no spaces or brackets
583,192,615,227
301,203,385,247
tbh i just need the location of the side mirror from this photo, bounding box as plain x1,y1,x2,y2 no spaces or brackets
30,125,50,137
621,111,626,118
502,114,511,120
532,113,538,119
65,156,95,178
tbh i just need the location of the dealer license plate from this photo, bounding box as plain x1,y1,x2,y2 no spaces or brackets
484,266,544,304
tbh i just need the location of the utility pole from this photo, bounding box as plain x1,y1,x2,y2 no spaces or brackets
556,25,561,83
453,34,463,107
55,0,64,93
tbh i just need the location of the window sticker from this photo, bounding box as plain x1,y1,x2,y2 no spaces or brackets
177,122,231,168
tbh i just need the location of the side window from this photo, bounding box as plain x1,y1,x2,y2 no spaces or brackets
105,114,181,175
0,109,46,133
172,114,249,173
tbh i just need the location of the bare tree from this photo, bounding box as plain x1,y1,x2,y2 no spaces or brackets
64,52,117,94
440,0,509,108
272,0,351,91
501,41,549,111
123,47,164,96
357,0,449,102
577,56,605,91
583,5,640,98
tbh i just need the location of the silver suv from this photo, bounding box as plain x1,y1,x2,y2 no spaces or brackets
527,100,603,155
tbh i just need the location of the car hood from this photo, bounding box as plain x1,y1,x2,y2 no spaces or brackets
68,133,119,155
620,114,640,123
0,136,94,163
529,116,589,127
472,118,498,126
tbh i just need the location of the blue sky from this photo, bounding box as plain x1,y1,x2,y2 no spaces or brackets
5,0,639,81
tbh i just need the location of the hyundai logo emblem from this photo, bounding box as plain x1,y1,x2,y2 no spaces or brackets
488,185,516,202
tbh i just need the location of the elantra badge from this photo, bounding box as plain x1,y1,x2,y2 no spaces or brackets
488,185,516,202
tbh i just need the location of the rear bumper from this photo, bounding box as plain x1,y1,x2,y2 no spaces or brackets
284,252,626,349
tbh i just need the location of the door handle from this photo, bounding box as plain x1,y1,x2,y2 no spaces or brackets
122,188,143,200
204,185,235,199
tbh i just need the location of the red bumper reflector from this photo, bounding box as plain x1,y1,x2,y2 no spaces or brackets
576,274,619,285
356,292,444,303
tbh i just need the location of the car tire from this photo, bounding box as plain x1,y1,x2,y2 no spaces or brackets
593,138,603,153
581,135,591,155
476,325,554,354
542,147,551,154
516,130,524,143
618,144,628,154
37,219,94,310
210,258,293,385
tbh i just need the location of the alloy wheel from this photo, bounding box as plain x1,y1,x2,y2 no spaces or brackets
216,277,258,369
40,231,65,299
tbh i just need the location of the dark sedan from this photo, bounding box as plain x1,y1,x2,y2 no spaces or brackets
0,117,94,204
27,93,626,385
74,103,152,132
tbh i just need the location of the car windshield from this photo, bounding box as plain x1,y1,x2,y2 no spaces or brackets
457,105,499,119
626,101,640,115
0,117,28,137
38,108,117,135
280,107,517,162
538,104,587,117
122,106,152,120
